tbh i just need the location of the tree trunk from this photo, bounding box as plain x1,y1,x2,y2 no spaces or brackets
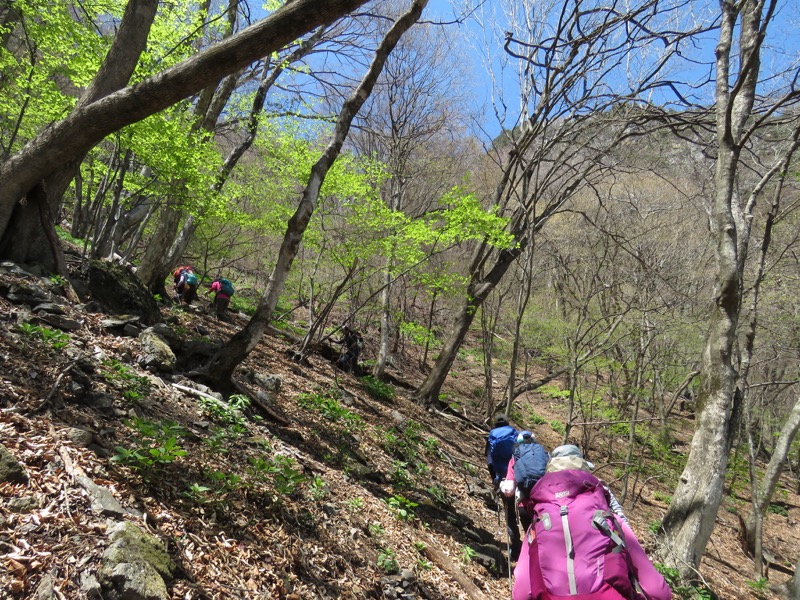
504,244,535,416
0,0,371,243
202,0,429,388
136,205,182,294
659,0,769,579
413,233,525,407
744,397,800,554
0,0,159,268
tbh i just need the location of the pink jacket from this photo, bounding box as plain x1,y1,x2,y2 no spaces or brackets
210,280,230,299
512,516,671,600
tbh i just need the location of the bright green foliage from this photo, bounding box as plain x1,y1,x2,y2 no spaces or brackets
16,323,70,350
184,482,211,503
345,497,365,512
417,557,433,571
205,469,243,494
767,503,789,517
460,544,477,564
101,359,152,400
398,321,440,350
309,475,327,500
377,548,400,574
384,494,418,521
368,522,386,537
745,577,769,600
112,418,187,474
655,564,714,600
248,454,306,496
198,394,250,428
426,484,450,506
359,375,394,402
435,188,515,247
391,461,413,488
296,389,363,429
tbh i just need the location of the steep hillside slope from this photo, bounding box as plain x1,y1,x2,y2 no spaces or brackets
0,262,796,599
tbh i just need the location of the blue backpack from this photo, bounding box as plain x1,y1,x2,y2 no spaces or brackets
184,272,198,287
487,425,518,480
513,442,549,493
219,278,235,296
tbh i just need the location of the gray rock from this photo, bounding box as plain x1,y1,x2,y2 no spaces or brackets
399,568,416,586
138,329,176,372
123,324,143,337
34,313,83,331
101,315,142,329
0,443,28,483
33,302,66,315
63,347,96,373
254,373,282,392
66,427,94,447
77,476,126,517
80,572,102,598
0,261,34,276
148,323,179,348
35,572,55,600
86,260,161,325
7,496,37,513
99,521,175,600
467,542,508,576
6,283,52,306
102,562,169,600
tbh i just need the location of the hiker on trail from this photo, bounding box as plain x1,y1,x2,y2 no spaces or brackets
335,325,364,375
546,444,628,523
499,430,549,535
207,276,234,319
512,444,670,600
173,265,198,306
485,414,523,561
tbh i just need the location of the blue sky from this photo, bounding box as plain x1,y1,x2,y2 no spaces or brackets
415,0,800,138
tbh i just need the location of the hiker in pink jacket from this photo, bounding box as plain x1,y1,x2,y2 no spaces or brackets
512,445,671,600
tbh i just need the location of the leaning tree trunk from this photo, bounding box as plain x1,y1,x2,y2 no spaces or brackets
0,0,159,269
658,0,767,580
0,0,372,245
201,0,429,389
744,397,800,561
413,235,524,407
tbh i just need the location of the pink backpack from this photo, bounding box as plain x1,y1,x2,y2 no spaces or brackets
519,469,647,600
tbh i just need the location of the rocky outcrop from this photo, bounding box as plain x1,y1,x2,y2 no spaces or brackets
138,328,176,372
98,521,175,600
86,260,161,325
0,443,28,483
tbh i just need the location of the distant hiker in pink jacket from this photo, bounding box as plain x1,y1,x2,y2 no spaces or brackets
512,445,671,600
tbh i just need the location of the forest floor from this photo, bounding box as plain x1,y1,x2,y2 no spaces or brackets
0,262,798,599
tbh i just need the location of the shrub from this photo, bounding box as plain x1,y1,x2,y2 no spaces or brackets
377,548,400,574
345,497,365,512
460,545,477,564
384,494,418,521
199,393,250,428
17,323,70,350
767,503,789,517
297,389,363,429
101,359,152,400
112,418,187,474
360,375,395,402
